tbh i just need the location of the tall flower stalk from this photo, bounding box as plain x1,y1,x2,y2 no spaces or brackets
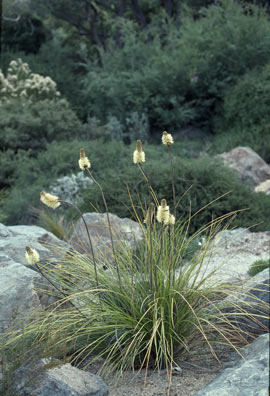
40,191,99,288
79,148,122,290
162,131,176,219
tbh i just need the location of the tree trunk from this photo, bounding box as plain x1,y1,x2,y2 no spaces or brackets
130,0,147,29
161,0,173,17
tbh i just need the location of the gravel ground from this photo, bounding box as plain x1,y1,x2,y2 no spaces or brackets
87,343,236,396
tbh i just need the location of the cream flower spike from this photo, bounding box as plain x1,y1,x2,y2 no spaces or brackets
25,246,40,265
162,131,174,146
164,213,175,226
40,191,60,209
156,199,170,224
79,148,91,170
133,140,145,164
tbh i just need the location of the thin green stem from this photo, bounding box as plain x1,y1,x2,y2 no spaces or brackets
138,163,159,206
168,147,176,219
86,169,122,290
59,200,99,288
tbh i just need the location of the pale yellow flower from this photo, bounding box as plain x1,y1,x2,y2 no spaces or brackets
40,191,60,209
157,199,170,224
164,213,175,226
133,140,145,164
78,148,91,170
162,131,174,146
25,246,40,265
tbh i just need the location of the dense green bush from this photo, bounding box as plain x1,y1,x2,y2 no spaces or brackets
0,59,61,102
81,1,270,135
248,258,270,277
82,19,195,132
2,140,131,224
178,1,270,130
212,64,270,162
4,138,270,228
0,35,89,120
2,13,50,54
79,150,270,235
0,99,81,154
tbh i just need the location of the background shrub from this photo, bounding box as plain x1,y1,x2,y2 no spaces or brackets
175,1,270,131
212,64,270,162
3,139,270,229
0,58,60,102
82,19,195,133
1,35,88,120
0,99,81,153
80,2,270,137
2,140,131,224
79,149,270,235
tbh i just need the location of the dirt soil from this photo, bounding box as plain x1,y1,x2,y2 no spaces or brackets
88,343,237,396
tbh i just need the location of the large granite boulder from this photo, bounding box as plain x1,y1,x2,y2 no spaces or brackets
212,269,269,341
0,260,43,333
217,146,270,187
0,223,70,268
69,212,143,262
193,333,269,396
0,223,71,333
10,359,109,396
194,228,270,284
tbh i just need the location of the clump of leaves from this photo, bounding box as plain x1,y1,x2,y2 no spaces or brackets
248,259,270,277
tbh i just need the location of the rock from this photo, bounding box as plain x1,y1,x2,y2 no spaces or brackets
217,146,270,187
69,212,143,262
192,333,269,396
195,229,270,284
255,179,270,195
0,223,70,269
11,358,109,396
0,260,43,333
218,276,269,341
50,172,93,205
0,223,72,333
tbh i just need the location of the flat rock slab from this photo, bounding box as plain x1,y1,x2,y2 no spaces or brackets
0,260,43,333
193,333,269,396
196,229,270,284
11,359,109,396
0,223,69,268
69,212,143,262
217,146,270,187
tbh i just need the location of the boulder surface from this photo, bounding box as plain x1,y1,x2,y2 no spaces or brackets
69,212,143,262
11,359,109,396
217,146,270,187
193,333,269,396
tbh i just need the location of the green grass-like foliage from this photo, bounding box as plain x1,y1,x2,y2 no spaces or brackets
248,259,270,277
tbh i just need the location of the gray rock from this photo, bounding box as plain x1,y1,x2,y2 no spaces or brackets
0,260,42,333
69,212,143,263
0,223,70,268
11,359,109,396
218,278,269,341
50,172,93,205
193,333,269,396
193,229,270,284
217,146,270,187
0,223,72,333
